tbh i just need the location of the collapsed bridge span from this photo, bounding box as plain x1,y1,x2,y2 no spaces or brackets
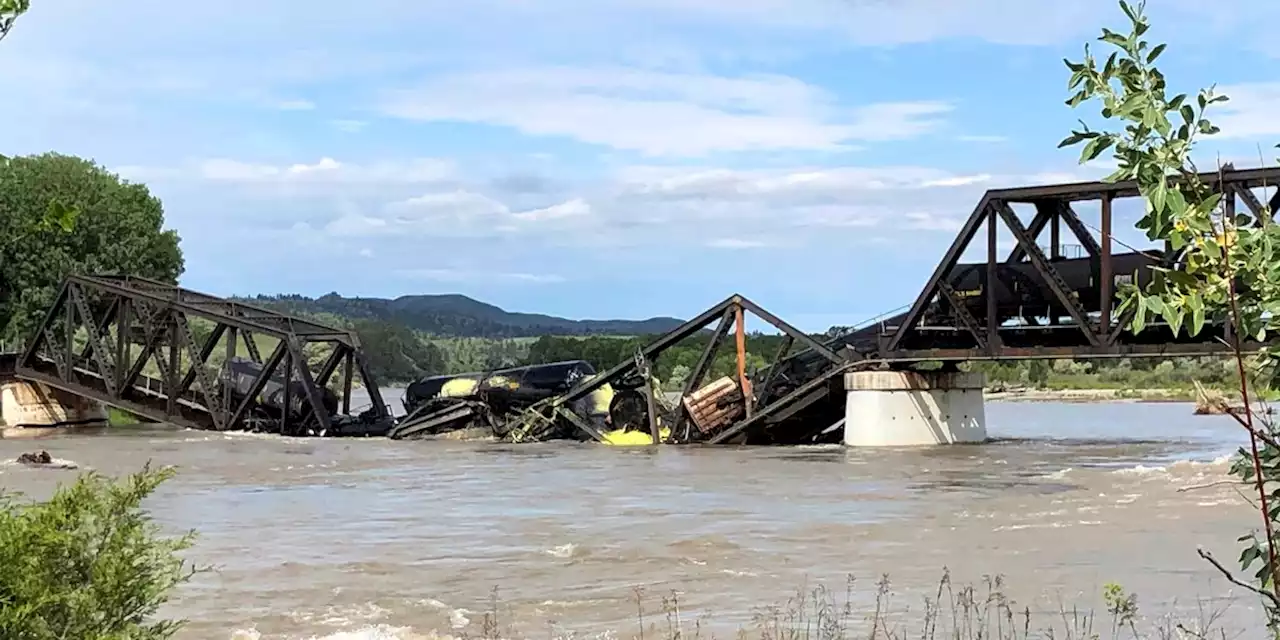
14,275,394,436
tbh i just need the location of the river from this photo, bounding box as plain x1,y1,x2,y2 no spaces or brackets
0,392,1269,640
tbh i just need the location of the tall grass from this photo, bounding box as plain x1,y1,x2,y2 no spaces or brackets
456,572,1237,640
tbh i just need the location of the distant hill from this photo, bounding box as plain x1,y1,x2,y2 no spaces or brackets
235,292,687,338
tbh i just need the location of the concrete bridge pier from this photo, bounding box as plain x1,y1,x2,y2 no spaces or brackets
843,370,987,447
0,380,109,435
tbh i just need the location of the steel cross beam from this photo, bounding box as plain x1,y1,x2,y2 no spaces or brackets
14,274,389,436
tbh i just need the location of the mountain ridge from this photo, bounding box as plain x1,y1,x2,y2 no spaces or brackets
235,291,687,338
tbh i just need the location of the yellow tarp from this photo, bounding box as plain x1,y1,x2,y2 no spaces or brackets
602,426,672,446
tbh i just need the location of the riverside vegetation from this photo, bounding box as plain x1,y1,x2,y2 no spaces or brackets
3,0,1280,638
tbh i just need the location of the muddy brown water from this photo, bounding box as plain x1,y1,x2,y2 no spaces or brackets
0,395,1269,639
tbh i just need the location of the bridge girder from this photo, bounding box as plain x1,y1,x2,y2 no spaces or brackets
14,274,391,436
875,165,1280,360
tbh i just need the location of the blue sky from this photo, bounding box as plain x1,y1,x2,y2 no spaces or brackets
2,0,1278,331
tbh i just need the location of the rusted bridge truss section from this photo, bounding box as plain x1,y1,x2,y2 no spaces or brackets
504,294,856,446
15,275,393,436
844,165,1280,363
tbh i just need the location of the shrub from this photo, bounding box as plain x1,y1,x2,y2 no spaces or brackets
0,463,202,639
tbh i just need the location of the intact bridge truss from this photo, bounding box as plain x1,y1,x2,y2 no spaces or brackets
14,275,394,436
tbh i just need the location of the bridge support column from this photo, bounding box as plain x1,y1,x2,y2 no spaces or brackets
843,370,987,447
0,381,108,433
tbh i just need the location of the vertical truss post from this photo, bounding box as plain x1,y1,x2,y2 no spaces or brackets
1100,193,1113,336
734,301,751,419
986,205,999,346
115,299,130,394
281,349,293,435
286,336,334,434
1050,207,1061,260
62,286,74,385
754,335,794,410
341,350,354,415
673,308,733,439
224,326,237,415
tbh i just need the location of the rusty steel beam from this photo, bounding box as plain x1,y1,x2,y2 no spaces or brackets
15,274,391,437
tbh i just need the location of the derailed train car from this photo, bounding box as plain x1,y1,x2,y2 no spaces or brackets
389,360,616,440
219,357,340,434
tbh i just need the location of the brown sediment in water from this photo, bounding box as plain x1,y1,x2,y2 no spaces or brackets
0,403,1257,639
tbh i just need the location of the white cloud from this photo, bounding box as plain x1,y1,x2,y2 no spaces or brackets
904,211,965,231
380,66,952,156
331,119,368,133
128,157,458,186
512,198,592,222
395,268,566,284
707,238,769,249
1213,82,1280,140
275,99,316,111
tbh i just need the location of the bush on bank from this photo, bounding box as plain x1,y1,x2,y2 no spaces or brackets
0,463,202,639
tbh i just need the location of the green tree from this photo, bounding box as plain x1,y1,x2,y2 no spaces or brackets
0,0,29,43
0,153,185,343
0,464,203,639
352,318,448,382
1060,0,1280,629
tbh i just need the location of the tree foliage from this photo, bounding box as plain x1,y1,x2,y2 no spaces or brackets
0,0,28,43
1060,0,1280,630
351,318,448,382
0,153,185,343
0,463,202,639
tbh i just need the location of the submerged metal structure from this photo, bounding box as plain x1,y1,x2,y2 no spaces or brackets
15,275,393,436
479,294,859,446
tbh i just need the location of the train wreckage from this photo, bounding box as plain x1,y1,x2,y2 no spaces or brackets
390,294,856,446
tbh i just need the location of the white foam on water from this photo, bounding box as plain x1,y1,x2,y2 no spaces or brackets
229,623,450,639
544,543,579,559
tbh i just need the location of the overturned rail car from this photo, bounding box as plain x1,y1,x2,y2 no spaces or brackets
388,360,615,440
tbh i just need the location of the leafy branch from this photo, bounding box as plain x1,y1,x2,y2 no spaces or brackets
1061,0,1280,633
0,0,29,44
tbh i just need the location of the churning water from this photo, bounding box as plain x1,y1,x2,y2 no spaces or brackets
0,396,1267,639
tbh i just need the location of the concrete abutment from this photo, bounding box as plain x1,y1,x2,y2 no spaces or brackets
0,380,108,436
843,370,988,447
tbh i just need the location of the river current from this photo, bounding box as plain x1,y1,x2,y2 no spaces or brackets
0,393,1269,640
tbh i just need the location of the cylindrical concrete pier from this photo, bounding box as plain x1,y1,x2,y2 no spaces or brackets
843,370,987,447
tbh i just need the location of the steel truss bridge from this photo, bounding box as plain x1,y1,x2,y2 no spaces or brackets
7,166,1280,442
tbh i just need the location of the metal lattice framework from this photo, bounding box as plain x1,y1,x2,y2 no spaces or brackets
850,165,1280,362
15,275,392,436
506,294,854,446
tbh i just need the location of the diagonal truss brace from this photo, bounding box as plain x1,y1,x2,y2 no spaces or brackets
995,201,1104,347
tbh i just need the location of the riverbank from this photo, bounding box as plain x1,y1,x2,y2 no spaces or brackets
984,387,1189,403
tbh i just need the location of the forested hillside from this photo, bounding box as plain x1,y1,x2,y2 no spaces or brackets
239,293,684,338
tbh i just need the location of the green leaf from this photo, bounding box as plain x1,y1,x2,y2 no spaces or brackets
1188,294,1206,336
1080,135,1115,163
1179,104,1194,126
1119,0,1138,24
1147,43,1166,63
